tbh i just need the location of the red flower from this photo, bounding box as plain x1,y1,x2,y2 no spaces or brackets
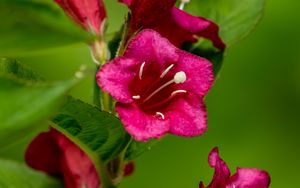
200,148,271,188
55,0,106,35
97,30,213,141
25,128,135,188
119,0,225,49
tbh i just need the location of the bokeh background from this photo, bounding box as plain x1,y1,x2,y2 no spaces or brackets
3,0,300,187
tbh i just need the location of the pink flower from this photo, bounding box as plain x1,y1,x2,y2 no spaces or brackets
97,29,214,141
25,128,100,188
200,148,271,188
26,128,134,188
55,0,106,35
118,0,225,49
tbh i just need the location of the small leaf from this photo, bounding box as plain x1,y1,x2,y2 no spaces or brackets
53,97,130,162
0,60,78,147
185,0,265,47
0,0,92,56
125,139,160,160
0,158,63,188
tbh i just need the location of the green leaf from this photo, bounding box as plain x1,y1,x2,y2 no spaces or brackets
53,97,130,162
0,159,63,188
0,61,78,147
0,0,92,56
125,139,160,160
185,0,265,47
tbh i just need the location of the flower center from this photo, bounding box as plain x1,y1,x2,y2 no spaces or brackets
130,62,188,120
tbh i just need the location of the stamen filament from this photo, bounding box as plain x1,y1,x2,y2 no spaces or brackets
142,90,187,110
155,112,165,120
142,79,174,103
171,90,187,96
139,62,146,79
141,71,187,104
160,64,174,78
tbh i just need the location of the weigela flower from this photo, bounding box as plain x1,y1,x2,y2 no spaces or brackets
200,148,271,188
26,128,134,188
97,29,214,141
118,0,225,49
55,0,106,35
25,128,100,188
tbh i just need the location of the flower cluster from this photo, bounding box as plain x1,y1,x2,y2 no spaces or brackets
24,0,271,188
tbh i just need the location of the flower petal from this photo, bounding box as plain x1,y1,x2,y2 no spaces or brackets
171,8,225,50
120,0,175,30
227,168,271,188
166,93,207,137
97,57,140,103
176,50,214,97
206,147,231,188
124,29,179,68
25,131,61,176
51,129,100,188
116,103,170,141
25,129,100,188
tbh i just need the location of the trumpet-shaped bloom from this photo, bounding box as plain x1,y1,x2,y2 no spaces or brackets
55,0,106,34
97,29,214,141
200,148,271,188
26,128,134,188
25,128,100,188
118,0,225,49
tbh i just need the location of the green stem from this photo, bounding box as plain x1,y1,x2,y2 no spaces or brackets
93,72,117,188
94,156,117,188
94,66,102,108
92,55,116,188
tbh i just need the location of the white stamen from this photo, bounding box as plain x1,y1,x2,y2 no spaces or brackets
174,71,187,84
142,71,187,103
171,90,187,96
155,112,165,120
160,64,174,78
132,95,140,99
143,79,174,103
139,62,146,79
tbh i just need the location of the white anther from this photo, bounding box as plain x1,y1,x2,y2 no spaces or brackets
139,62,146,79
155,112,165,120
160,64,174,78
171,90,187,96
174,71,186,84
132,95,141,99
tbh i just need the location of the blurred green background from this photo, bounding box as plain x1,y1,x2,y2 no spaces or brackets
4,0,300,187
